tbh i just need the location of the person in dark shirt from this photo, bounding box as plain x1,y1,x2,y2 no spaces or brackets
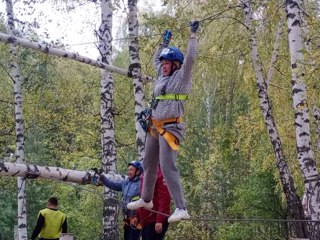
133,166,171,240
31,197,67,240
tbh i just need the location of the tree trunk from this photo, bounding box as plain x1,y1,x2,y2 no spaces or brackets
0,162,124,185
97,1,119,239
286,1,320,237
313,107,320,152
127,0,146,160
242,1,308,237
0,32,154,83
5,1,27,239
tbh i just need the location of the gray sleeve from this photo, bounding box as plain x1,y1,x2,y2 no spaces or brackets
180,37,198,82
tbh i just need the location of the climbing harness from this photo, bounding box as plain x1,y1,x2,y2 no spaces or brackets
139,76,188,151
151,65,188,110
138,105,183,150
146,79,188,151
124,217,142,230
124,194,142,231
150,117,183,151
138,108,152,133
156,94,188,101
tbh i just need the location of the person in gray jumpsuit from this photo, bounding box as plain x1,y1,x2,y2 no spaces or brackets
128,21,199,223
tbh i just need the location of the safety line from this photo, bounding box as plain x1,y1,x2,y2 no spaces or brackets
25,174,320,223
64,8,234,47
25,173,170,218
65,34,163,47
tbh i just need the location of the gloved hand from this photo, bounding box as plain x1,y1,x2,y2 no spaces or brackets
162,30,172,46
189,20,200,33
90,168,103,184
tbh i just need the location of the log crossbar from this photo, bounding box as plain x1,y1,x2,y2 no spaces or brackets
0,32,154,83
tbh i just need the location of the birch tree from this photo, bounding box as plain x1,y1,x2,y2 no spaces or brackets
5,1,28,239
285,0,320,233
0,32,153,82
241,1,307,237
313,107,320,152
0,162,124,185
127,0,146,160
96,0,119,239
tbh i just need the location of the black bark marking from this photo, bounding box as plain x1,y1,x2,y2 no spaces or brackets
292,63,297,69
292,88,303,94
127,63,141,77
292,19,300,27
299,132,309,137
297,145,310,152
287,13,295,19
0,162,9,172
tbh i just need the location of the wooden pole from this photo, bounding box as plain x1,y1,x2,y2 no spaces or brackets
0,32,154,83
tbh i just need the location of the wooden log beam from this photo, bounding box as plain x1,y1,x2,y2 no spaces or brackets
0,32,154,83
0,162,124,185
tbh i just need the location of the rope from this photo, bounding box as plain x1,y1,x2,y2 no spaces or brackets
65,34,163,47
63,9,232,48
26,172,320,223
27,172,170,218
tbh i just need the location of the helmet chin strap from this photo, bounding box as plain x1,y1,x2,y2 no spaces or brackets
133,169,141,178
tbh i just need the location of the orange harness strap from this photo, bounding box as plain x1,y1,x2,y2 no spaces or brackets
152,117,183,127
150,117,182,151
123,217,142,230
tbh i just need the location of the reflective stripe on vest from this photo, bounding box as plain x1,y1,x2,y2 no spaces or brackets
156,94,188,101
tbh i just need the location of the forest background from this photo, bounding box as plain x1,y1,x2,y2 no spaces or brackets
1,0,320,239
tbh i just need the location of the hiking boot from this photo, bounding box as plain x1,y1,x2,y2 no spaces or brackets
127,199,153,210
168,208,191,223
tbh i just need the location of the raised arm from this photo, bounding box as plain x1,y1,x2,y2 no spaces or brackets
181,21,200,80
153,45,164,76
154,30,172,76
99,174,123,191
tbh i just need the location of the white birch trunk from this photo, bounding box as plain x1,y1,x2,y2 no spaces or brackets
0,32,154,83
127,0,146,160
97,1,119,239
5,1,27,239
266,16,283,84
313,107,320,152
0,162,124,185
286,0,320,226
242,1,308,237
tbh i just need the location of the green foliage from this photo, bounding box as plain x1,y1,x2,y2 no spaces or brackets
0,177,16,240
216,171,286,240
2,0,320,239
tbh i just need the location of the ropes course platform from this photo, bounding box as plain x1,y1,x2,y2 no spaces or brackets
60,233,74,240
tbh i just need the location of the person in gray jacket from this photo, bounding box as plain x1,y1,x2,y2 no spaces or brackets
128,21,199,223
100,161,143,240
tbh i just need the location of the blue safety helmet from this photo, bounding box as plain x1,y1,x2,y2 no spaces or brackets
159,47,184,64
128,161,144,173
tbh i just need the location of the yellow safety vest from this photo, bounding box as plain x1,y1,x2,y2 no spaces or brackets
39,208,66,239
